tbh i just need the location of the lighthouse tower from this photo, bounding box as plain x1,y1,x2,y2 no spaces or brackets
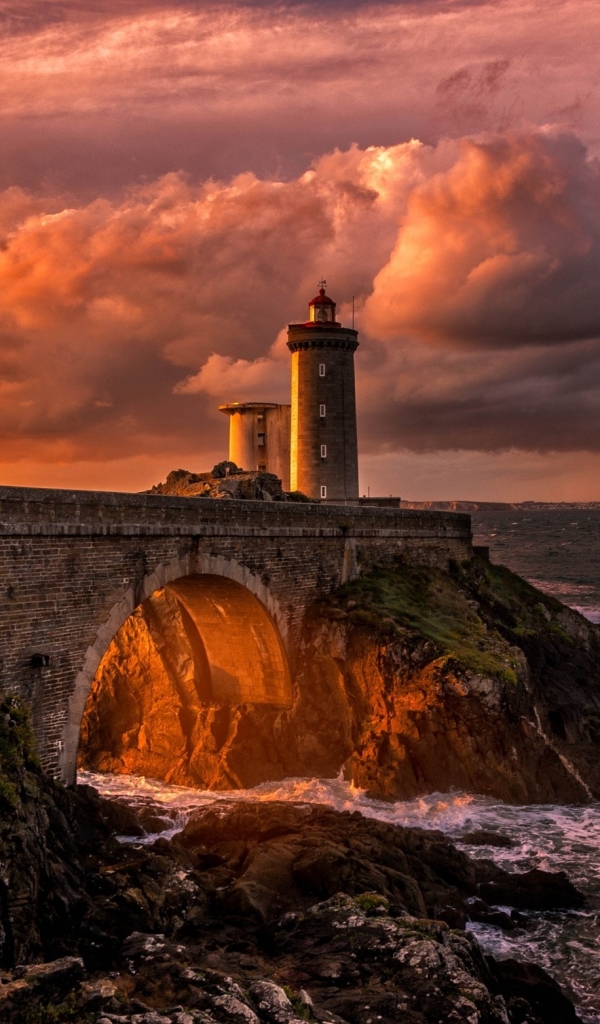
287,282,359,502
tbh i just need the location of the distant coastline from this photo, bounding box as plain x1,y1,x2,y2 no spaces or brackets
400,499,600,511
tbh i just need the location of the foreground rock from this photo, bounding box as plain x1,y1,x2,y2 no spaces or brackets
174,801,583,927
81,555,600,803
0,708,584,1024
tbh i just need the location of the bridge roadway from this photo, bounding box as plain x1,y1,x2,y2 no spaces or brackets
0,486,472,780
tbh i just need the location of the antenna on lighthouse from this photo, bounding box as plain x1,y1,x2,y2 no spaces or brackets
352,295,355,329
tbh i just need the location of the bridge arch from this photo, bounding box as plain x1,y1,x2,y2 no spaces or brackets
59,554,290,783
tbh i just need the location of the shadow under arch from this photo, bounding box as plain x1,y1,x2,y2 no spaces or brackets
166,574,291,706
59,555,291,784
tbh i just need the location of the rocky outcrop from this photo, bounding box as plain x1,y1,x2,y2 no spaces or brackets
0,711,584,1024
148,464,309,502
313,556,600,803
80,556,600,804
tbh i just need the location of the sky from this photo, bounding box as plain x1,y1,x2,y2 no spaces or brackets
1,0,600,500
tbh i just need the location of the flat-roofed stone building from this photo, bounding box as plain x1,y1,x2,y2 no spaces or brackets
219,402,291,490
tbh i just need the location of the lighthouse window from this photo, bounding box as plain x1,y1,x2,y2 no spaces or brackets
319,363,326,377
257,432,266,446
320,485,327,499
321,445,327,459
319,404,326,418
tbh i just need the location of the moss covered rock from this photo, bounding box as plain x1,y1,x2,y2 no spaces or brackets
301,556,600,802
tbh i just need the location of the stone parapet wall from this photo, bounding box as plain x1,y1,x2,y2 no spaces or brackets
0,486,470,535
0,486,472,778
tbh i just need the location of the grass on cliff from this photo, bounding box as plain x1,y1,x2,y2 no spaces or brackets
0,696,40,811
471,560,570,640
317,557,549,684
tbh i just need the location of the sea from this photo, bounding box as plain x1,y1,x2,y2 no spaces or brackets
471,508,600,625
79,509,600,1022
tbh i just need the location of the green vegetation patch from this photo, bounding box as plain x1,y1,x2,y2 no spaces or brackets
0,696,40,776
469,560,570,640
0,696,41,816
355,892,390,914
316,557,528,683
282,986,312,1020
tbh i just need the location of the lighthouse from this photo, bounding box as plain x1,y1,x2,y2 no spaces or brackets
287,281,359,502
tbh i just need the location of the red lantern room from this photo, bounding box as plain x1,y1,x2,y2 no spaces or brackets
307,279,339,325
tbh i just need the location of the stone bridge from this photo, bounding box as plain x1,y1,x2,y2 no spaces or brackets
0,486,472,781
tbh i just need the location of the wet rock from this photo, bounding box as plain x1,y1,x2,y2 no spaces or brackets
16,955,86,985
460,830,517,848
269,893,511,1023
212,993,260,1022
466,897,517,931
0,956,87,1020
137,807,177,834
176,801,584,929
80,976,118,1006
0,704,584,1024
0,698,124,968
122,933,168,960
250,980,306,1023
488,956,581,1023
97,796,147,837
478,867,584,911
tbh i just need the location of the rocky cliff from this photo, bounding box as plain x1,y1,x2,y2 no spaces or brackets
80,555,600,803
0,703,584,1022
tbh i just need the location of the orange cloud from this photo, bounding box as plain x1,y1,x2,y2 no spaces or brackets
365,131,600,346
0,143,423,463
1,129,600,496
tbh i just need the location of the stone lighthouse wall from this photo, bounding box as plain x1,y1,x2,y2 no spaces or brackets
288,325,359,501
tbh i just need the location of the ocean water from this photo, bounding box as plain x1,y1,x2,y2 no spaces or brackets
471,509,600,623
79,511,600,1021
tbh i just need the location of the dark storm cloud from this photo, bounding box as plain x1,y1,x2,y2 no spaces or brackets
357,337,600,456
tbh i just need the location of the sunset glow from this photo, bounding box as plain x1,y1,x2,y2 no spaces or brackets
1,0,600,499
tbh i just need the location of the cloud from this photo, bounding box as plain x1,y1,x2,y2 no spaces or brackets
0,0,598,197
364,131,600,346
0,141,426,464
181,129,600,458
2,128,600,489
436,59,511,99
178,346,290,404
